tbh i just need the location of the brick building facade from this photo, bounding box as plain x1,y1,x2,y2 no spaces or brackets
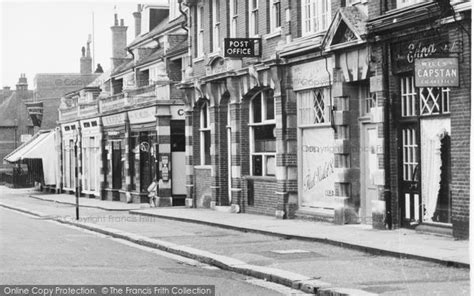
367,0,471,238
58,4,188,206
179,0,471,238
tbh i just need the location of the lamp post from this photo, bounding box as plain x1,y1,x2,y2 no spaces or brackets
73,129,80,220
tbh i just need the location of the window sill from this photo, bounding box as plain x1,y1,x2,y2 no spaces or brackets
195,165,212,169
264,30,282,40
244,175,276,181
194,56,205,63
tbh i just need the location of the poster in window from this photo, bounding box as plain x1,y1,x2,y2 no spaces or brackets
301,127,337,209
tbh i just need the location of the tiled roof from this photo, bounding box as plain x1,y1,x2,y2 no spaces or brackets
111,59,134,76
0,91,33,126
128,14,185,48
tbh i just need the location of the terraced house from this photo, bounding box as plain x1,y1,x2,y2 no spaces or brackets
58,2,188,206
178,0,470,239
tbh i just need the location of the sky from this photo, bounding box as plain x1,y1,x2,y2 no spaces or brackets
0,0,148,88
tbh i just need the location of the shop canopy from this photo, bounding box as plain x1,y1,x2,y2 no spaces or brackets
4,129,59,185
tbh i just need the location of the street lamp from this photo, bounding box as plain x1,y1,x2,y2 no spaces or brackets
73,129,80,220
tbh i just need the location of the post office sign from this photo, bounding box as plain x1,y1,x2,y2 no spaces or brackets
224,38,261,58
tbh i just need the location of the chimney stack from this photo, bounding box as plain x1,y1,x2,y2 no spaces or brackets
111,13,128,69
16,74,28,99
16,74,28,91
133,4,142,37
80,39,93,74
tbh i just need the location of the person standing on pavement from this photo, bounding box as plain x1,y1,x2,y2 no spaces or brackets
147,178,158,207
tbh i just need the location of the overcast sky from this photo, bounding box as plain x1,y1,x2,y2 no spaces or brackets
0,0,144,88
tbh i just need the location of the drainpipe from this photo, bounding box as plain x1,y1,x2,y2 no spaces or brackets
382,43,392,230
178,0,192,68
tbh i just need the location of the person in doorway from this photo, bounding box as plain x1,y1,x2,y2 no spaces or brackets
147,178,158,207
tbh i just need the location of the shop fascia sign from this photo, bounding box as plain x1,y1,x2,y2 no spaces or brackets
391,36,461,74
128,107,156,124
292,59,333,91
414,58,459,87
224,38,261,58
102,113,126,127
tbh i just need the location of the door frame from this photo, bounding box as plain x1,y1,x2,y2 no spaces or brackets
398,120,422,228
360,122,378,224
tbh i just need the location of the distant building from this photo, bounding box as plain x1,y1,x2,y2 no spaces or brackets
0,74,35,177
33,43,100,129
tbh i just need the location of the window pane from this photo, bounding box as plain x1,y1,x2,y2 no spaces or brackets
204,131,211,165
202,103,208,127
254,125,276,152
252,155,262,176
266,95,274,120
266,156,276,176
253,95,262,123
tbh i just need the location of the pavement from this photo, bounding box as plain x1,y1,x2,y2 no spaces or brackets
29,193,147,211
29,192,470,268
0,188,470,296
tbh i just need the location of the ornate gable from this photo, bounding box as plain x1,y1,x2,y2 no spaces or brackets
323,7,368,51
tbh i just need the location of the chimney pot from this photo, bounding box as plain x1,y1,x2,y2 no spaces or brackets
114,13,118,26
120,19,124,26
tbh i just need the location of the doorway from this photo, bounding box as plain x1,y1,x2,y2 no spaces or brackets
361,123,378,224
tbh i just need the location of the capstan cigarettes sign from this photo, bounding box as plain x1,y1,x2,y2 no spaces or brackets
414,58,459,87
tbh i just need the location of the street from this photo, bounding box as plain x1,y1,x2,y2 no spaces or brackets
0,188,470,296
0,205,299,295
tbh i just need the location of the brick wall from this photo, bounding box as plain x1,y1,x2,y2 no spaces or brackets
450,21,471,239
243,177,281,216
195,167,212,207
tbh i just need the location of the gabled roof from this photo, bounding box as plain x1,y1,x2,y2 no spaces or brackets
0,91,33,127
322,6,368,51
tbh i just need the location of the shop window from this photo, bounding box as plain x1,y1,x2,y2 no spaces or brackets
139,132,156,192
250,92,276,176
297,88,330,126
249,0,259,37
82,136,99,192
130,134,137,191
211,0,220,52
270,0,281,33
301,0,331,36
200,102,211,165
420,87,450,116
400,76,450,117
229,0,238,38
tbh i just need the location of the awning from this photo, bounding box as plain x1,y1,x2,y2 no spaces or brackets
4,129,59,185
4,131,51,163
